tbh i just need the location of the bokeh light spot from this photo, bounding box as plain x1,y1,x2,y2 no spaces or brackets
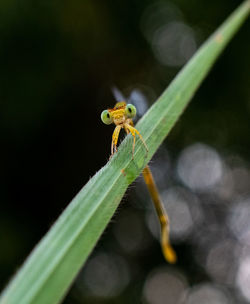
228,198,250,243
152,22,197,67
236,256,250,302
140,2,182,42
82,252,130,298
206,239,237,285
143,268,187,304
177,143,223,191
184,283,231,304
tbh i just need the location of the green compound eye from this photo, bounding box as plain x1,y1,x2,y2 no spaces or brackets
101,110,113,125
125,104,136,118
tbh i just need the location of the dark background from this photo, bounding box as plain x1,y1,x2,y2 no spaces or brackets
1,0,250,303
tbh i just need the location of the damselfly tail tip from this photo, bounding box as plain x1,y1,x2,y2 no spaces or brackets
163,245,177,264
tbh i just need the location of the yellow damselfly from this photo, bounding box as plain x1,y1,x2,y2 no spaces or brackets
101,100,176,263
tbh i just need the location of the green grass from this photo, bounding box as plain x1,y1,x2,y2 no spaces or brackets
1,1,249,303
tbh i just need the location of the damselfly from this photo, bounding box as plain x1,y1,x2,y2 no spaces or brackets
101,93,176,263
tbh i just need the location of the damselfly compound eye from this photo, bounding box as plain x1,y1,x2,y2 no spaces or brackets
101,110,113,125
125,104,136,118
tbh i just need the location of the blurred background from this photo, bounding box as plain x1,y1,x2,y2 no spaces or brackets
0,0,250,303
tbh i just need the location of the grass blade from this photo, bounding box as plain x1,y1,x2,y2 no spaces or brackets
1,1,249,303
